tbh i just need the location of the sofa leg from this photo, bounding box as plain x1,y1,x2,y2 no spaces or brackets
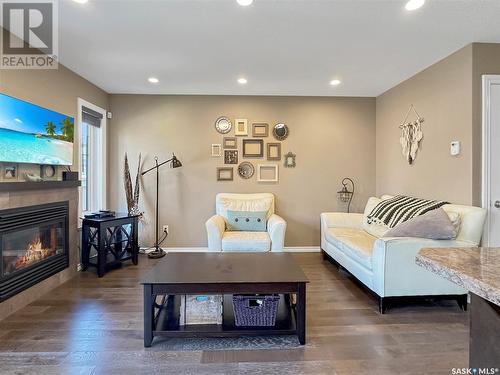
321,249,328,260
457,295,468,311
379,297,387,314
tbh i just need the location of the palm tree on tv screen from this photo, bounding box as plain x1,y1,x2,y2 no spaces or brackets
60,118,74,142
45,121,56,136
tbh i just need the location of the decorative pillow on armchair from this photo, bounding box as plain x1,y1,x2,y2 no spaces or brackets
226,210,267,232
384,208,455,240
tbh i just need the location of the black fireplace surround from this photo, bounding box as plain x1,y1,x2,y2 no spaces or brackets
0,201,69,302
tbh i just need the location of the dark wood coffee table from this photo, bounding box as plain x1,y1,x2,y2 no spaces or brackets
141,252,309,347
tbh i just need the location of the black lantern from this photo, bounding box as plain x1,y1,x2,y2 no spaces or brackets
337,178,354,213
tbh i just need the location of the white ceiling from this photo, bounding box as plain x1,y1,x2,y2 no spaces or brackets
59,0,500,97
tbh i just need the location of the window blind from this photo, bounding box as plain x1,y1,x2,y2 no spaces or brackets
82,106,103,127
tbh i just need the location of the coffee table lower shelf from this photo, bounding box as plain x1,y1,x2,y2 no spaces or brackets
150,294,297,342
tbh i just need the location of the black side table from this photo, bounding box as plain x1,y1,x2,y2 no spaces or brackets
81,213,139,277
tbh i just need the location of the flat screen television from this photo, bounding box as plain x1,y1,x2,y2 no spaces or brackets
0,93,74,165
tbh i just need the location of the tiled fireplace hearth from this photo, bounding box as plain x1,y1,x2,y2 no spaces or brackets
0,202,69,302
0,186,78,321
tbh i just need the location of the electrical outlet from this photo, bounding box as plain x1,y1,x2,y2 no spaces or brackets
162,225,169,234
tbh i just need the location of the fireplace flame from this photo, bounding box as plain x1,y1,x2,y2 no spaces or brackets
14,237,56,269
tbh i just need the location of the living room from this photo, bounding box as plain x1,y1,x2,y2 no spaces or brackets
0,0,499,374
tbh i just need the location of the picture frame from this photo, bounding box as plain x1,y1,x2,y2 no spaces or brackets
211,144,222,157
215,116,232,134
257,164,279,182
235,119,248,136
284,151,296,168
252,123,269,137
267,143,281,161
223,137,237,149
217,167,234,181
3,164,18,180
242,139,264,158
224,150,238,164
237,161,255,179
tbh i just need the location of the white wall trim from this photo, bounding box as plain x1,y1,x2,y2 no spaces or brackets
481,75,500,246
144,246,321,253
77,98,107,219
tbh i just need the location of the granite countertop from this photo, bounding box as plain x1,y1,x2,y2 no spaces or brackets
416,247,500,306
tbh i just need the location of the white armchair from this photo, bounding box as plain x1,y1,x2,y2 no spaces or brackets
206,193,286,252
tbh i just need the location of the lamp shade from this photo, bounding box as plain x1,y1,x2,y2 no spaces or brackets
171,154,182,168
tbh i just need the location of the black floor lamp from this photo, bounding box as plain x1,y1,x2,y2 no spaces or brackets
141,153,182,259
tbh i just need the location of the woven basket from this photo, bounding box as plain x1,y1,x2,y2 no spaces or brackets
232,294,280,327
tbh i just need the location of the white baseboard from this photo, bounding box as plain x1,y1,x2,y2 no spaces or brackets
150,246,321,253
282,246,320,253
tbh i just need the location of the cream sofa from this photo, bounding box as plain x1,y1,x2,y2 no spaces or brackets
206,193,286,252
320,195,487,312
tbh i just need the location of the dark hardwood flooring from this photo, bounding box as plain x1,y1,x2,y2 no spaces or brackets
0,253,468,374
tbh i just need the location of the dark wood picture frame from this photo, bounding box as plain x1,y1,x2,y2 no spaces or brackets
267,143,281,161
217,167,234,181
224,150,238,164
223,137,237,149
242,139,264,158
252,123,269,137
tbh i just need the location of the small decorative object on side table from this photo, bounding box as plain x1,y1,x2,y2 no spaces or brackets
81,212,139,277
337,177,354,213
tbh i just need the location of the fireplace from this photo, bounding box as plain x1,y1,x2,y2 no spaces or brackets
0,202,69,302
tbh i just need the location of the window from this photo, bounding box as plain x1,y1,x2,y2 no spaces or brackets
78,99,107,217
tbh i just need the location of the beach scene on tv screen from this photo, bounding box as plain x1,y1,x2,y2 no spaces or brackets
0,93,74,165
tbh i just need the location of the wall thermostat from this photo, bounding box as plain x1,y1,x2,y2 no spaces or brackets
450,141,461,156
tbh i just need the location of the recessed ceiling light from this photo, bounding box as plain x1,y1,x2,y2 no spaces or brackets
237,0,253,6
237,77,248,85
330,79,341,86
405,0,425,11
73,0,88,4
148,77,159,84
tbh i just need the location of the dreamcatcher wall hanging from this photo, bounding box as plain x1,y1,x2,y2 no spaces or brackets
399,104,424,165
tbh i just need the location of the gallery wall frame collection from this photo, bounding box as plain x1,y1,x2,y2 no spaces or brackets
213,116,295,182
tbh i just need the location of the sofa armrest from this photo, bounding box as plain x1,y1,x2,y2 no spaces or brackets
268,214,286,251
320,212,364,229
372,237,473,297
205,215,226,252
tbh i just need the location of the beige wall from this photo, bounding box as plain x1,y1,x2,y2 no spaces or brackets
108,95,376,247
376,43,500,206
376,45,474,204
471,43,500,206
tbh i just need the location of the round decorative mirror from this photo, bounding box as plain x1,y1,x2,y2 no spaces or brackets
215,117,232,134
273,123,289,141
238,162,255,179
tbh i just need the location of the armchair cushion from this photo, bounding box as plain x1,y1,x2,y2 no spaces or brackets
222,231,271,252
226,210,267,232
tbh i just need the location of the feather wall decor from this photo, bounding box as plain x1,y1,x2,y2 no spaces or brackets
399,105,424,165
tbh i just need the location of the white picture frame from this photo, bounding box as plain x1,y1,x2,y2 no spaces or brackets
211,144,222,157
257,164,279,182
234,119,248,136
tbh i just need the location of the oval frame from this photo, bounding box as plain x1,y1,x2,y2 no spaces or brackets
237,161,255,179
272,123,289,141
215,116,232,134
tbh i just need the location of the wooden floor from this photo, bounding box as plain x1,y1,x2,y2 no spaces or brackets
0,253,468,375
